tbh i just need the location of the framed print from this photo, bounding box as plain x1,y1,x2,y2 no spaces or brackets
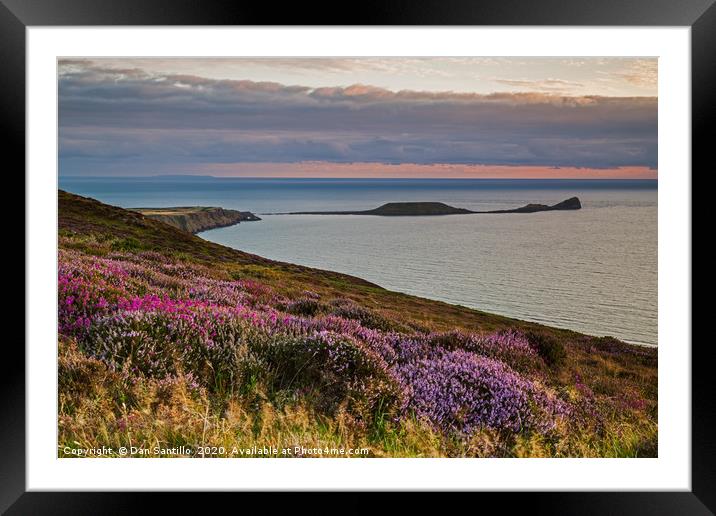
6,0,712,512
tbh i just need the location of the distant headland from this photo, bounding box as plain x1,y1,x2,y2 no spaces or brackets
271,197,581,216
133,207,260,234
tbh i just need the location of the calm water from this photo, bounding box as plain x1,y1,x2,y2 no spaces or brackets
60,177,658,346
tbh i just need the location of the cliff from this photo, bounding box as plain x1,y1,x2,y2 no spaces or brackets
132,206,260,233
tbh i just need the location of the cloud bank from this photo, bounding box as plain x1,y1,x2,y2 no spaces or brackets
59,60,658,176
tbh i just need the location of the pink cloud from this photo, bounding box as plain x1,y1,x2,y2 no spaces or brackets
191,162,657,179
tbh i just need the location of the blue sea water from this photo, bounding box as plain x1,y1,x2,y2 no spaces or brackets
60,177,658,346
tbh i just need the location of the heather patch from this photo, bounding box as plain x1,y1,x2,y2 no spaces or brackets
57,244,655,455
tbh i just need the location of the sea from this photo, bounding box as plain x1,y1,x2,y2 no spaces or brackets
59,177,658,346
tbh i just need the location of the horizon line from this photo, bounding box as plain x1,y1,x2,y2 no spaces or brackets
57,174,658,181
60,175,659,181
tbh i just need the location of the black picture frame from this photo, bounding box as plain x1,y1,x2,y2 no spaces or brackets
5,0,710,512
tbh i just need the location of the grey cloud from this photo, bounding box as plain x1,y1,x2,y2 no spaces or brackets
58,61,657,172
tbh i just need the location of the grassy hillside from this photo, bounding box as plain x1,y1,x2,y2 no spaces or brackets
58,190,657,457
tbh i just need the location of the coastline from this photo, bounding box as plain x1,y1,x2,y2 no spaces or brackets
60,189,646,348
132,206,260,234
195,225,654,348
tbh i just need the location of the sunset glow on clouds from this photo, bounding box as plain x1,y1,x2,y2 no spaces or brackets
58,58,657,179
191,163,657,179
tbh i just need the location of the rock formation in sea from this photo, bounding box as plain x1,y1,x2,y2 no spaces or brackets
275,197,582,216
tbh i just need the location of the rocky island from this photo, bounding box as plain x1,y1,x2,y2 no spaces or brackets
133,206,260,234
274,197,581,216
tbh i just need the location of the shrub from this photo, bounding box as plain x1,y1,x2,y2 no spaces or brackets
110,237,143,252
590,336,632,355
328,298,395,331
85,305,246,399
396,349,561,435
285,298,323,317
527,331,567,368
248,330,406,423
427,330,471,350
427,329,540,372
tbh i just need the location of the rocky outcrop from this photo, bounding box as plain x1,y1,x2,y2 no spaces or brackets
276,197,582,216
486,197,582,213
133,207,260,233
551,197,582,210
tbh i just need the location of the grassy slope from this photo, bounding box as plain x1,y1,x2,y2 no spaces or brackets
59,190,582,335
58,190,657,457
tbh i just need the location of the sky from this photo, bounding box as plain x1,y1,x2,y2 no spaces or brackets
58,57,658,179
